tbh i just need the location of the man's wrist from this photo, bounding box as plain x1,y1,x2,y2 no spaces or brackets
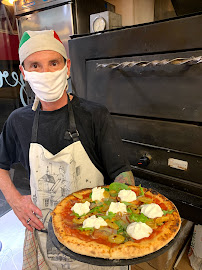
0,169,21,205
114,171,135,185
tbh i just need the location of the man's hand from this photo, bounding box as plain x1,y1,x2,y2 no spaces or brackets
114,171,135,185
0,168,44,232
9,193,44,232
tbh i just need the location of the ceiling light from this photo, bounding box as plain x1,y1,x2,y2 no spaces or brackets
1,0,16,6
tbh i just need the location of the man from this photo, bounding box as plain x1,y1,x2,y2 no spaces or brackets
0,30,134,269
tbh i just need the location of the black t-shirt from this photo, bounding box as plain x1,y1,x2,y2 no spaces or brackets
0,95,131,184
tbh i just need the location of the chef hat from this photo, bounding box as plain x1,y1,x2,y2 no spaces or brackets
18,30,67,64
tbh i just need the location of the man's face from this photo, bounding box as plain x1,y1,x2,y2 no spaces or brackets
19,50,70,78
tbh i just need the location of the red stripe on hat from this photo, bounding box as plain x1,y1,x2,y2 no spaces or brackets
54,31,62,43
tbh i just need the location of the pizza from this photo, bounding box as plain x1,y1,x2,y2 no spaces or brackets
51,183,181,259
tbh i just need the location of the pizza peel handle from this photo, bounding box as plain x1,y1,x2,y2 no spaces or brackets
48,217,181,266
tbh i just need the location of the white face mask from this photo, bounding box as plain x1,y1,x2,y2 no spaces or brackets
23,65,68,102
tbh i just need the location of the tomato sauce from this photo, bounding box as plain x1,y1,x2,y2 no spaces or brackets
152,198,167,210
64,226,114,247
145,194,152,199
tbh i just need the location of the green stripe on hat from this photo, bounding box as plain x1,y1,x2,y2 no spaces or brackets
19,32,31,49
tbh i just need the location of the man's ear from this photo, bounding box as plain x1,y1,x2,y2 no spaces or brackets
19,65,26,80
66,59,71,78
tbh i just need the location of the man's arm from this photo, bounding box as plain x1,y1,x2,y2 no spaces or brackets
114,171,135,185
0,168,44,232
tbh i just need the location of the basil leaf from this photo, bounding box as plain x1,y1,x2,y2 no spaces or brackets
163,210,174,215
117,227,125,234
129,213,148,223
139,184,144,196
72,211,87,217
104,200,111,205
127,207,133,214
109,182,131,192
114,220,127,234
114,220,127,229
108,211,116,218
101,211,116,220
78,227,94,231
104,188,109,191
89,204,103,213
72,211,80,217
114,220,122,227
122,201,132,206
119,230,130,239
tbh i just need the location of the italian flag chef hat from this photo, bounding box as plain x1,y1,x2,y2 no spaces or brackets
18,30,67,64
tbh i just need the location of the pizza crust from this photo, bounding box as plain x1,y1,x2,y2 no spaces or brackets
57,235,111,258
51,185,181,259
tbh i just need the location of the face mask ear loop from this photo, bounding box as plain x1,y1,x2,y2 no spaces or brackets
21,66,27,81
32,96,40,111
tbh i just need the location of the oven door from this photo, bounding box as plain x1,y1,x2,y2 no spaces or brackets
85,51,202,223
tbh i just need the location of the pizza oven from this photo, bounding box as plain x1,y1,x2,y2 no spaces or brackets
68,13,202,225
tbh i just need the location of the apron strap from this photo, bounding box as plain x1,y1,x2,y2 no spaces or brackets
31,102,40,143
64,94,79,142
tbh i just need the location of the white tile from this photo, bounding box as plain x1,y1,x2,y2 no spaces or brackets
0,210,25,270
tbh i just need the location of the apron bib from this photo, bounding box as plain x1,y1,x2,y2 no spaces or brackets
22,95,128,270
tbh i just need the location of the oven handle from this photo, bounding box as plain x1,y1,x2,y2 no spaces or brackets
96,56,202,69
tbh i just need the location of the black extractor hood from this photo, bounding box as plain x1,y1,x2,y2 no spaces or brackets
171,0,202,16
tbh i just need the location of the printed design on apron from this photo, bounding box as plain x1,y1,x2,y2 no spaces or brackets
30,140,104,266
31,141,98,228
25,95,130,270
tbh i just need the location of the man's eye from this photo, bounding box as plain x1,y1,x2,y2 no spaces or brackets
52,62,57,66
32,64,38,68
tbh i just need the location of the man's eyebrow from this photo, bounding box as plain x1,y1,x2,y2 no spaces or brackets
49,58,62,62
27,61,39,65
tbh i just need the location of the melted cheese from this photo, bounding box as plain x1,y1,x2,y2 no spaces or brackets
118,189,137,202
126,222,153,240
107,202,127,214
71,201,90,216
92,187,105,201
141,203,164,218
82,215,107,229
